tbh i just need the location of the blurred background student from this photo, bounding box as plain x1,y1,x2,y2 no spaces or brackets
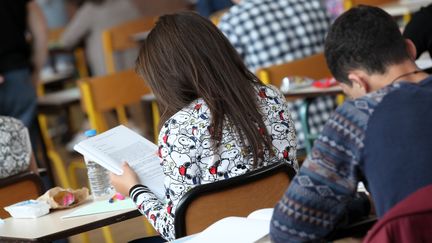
0,116,38,179
219,0,334,151
110,12,298,241
0,0,48,153
195,0,233,18
403,4,432,59
60,0,141,76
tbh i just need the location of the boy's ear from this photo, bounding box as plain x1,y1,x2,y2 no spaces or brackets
348,72,370,93
405,38,417,60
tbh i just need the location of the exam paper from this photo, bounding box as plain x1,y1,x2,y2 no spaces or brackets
186,217,270,243
74,125,165,200
61,198,136,219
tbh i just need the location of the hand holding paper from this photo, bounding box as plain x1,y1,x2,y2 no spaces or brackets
74,125,166,200
110,162,140,196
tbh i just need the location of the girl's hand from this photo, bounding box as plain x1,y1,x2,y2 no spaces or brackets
109,162,140,196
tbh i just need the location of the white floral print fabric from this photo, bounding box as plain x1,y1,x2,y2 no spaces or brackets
130,84,298,240
0,116,31,179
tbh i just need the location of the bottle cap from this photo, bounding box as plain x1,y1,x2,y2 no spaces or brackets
84,129,97,137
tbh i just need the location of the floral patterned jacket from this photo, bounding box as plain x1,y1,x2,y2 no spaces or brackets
129,84,298,240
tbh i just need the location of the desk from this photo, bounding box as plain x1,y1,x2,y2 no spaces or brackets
284,86,342,154
40,71,75,86
283,85,342,99
37,88,81,114
381,0,431,17
0,200,141,242
416,53,432,72
131,31,150,43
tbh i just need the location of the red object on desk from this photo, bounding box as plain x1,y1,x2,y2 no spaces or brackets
312,77,338,88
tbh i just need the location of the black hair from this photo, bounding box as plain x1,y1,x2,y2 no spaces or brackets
324,5,411,84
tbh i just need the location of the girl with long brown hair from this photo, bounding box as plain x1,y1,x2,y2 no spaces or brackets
110,11,297,240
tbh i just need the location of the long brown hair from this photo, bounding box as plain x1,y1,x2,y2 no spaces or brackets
136,11,272,167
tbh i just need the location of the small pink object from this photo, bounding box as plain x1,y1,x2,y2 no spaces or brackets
114,193,125,200
62,192,75,206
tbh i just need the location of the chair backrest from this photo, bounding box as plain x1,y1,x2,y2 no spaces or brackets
174,163,296,238
209,9,229,26
102,16,157,74
78,69,151,133
256,52,331,88
0,172,44,218
350,0,396,6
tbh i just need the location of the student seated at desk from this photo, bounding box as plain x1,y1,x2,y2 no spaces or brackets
218,0,335,150
0,116,38,179
270,5,432,242
110,12,298,241
403,3,432,59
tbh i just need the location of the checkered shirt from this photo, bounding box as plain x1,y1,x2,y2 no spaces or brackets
288,96,337,147
219,0,335,148
219,0,330,73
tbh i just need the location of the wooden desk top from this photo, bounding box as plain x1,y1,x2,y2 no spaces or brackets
381,0,431,17
37,88,81,114
284,85,343,99
0,200,141,242
131,31,150,43
40,72,75,85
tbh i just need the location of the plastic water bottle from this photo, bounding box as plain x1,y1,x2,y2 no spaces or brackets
84,129,114,200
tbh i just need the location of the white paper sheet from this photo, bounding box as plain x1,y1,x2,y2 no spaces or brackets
185,217,270,243
74,125,165,200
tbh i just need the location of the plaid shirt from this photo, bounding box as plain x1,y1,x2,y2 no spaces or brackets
219,0,330,72
219,0,334,148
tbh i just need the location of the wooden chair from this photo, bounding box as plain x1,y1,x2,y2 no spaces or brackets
348,0,396,7
78,69,152,133
256,53,337,154
102,16,156,74
101,16,160,140
209,9,229,26
174,163,296,238
344,0,410,23
77,69,155,238
36,27,90,189
0,172,44,218
257,53,331,87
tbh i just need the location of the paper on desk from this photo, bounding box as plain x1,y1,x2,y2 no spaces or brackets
61,198,136,219
247,208,273,221
185,217,270,243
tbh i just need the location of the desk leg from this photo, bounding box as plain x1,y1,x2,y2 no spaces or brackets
299,98,314,155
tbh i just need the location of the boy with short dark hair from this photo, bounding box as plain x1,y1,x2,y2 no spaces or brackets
270,5,432,242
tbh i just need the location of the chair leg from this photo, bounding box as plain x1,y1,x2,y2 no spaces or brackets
336,94,345,105
38,114,71,188
102,226,115,243
151,101,160,142
143,218,156,236
47,150,71,188
67,160,86,189
299,99,313,155
80,232,90,243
